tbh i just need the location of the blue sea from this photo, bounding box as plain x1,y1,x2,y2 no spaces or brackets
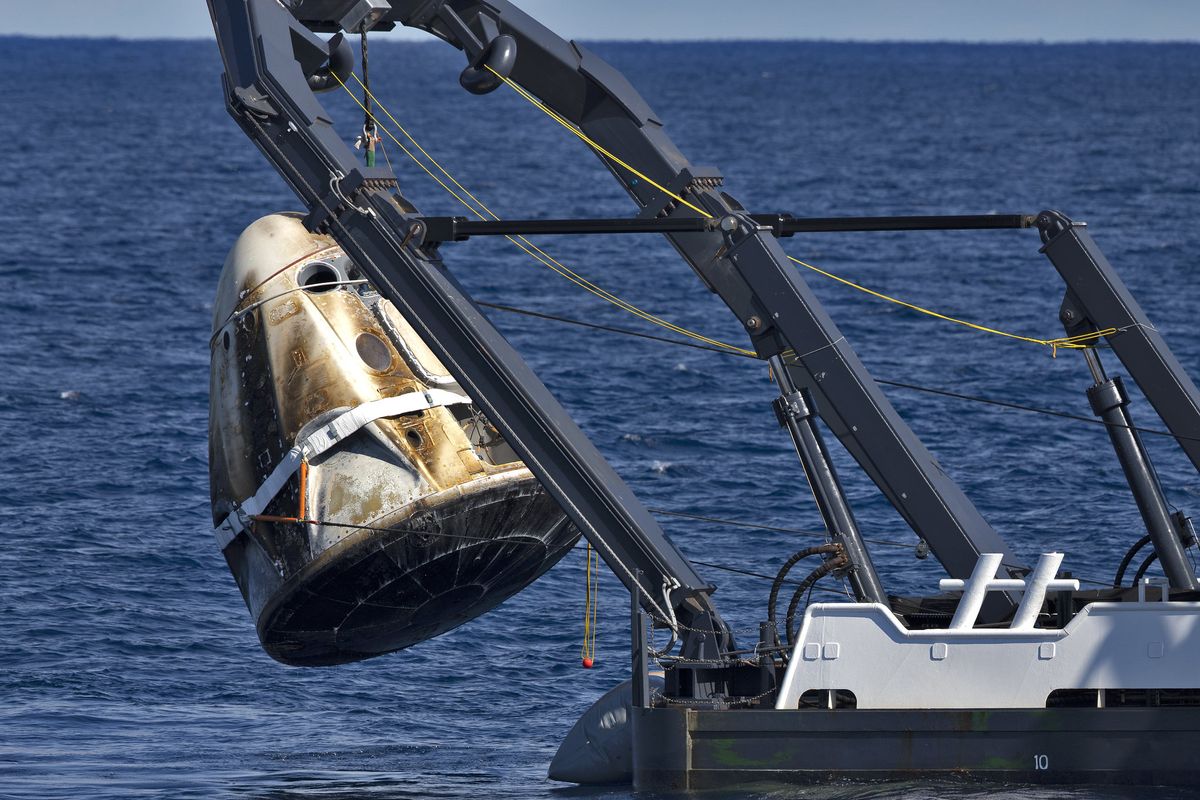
2,33,1199,800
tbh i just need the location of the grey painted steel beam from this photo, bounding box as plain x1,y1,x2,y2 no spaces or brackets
1039,212,1200,476
420,213,1034,242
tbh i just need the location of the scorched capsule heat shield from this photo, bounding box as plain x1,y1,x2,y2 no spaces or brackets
208,214,578,666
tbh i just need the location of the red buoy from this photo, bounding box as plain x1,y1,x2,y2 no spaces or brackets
581,657,594,669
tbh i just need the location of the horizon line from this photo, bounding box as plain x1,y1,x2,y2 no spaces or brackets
4,33,1199,45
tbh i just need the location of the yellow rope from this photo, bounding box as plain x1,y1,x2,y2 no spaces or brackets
484,66,712,218
334,71,756,356
784,254,1114,354
351,73,496,220
483,67,1119,355
580,542,598,667
342,69,1111,357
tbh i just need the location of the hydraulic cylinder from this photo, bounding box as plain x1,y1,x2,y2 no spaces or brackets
1083,350,1198,591
769,356,887,604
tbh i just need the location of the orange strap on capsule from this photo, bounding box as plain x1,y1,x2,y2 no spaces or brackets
251,459,310,527
297,458,308,520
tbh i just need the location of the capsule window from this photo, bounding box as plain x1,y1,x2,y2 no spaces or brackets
240,308,258,336
297,260,342,293
406,429,424,448
355,332,394,372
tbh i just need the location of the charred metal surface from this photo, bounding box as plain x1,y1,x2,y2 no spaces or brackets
209,214,577,665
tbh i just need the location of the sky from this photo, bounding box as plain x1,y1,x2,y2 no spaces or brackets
7,1,1200,41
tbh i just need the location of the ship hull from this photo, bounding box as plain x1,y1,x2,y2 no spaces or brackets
633,705,1200,790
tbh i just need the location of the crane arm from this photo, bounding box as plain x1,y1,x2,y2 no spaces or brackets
206,0,733,656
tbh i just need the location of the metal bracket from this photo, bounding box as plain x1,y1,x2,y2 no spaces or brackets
636,166,724,219
772,390,811,428
302,168,399,232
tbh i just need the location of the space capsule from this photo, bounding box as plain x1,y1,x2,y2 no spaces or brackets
208,214,577,666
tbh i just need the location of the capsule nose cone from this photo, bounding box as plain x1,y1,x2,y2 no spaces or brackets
212,213,327,332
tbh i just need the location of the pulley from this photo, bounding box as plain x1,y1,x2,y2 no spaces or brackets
460,34,518,95
304,32,354,92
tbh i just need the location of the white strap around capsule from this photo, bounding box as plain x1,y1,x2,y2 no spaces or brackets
213,388,471,551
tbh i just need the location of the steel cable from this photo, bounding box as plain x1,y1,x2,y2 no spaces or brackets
478,300,1200,445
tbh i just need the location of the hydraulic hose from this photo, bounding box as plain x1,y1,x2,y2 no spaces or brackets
767,544,842,633
1114,534,1153,587
784,555,848,648
1133,552,1160,587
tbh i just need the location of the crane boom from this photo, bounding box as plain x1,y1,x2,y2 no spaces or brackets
208,0,1200,700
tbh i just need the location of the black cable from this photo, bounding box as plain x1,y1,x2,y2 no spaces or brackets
1114,534,1153,587
1133,552,1160,586
689,558,847,598
253,514,580,552
784,557,845,647
766,545,842,632
476,301,754,359
360,30,373,137
694,551,1115,595
874,377,1200,445
648,507,912,549
478,300,1200,444
260,509,1114,602
256,510,850,596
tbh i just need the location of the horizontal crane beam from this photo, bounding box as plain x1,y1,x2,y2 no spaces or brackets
421,213,1037,242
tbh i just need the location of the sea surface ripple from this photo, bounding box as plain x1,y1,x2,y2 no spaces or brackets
1,36,1198,799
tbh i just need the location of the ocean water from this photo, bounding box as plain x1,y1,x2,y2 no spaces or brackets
1,33,1199,799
